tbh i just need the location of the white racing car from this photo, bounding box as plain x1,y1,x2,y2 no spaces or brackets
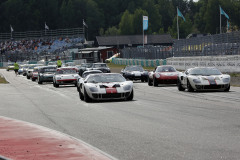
178,67,231,92
78,73,134,102
53,67,80,87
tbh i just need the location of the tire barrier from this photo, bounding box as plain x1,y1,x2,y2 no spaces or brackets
112,58,165,67
167,55,240,73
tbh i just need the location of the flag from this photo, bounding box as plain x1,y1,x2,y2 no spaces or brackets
83,19,88,28
177,8,185,22
10,25,14,32
45,22,49,30
220,6,229,19
227,20,230,30
143,16,148,30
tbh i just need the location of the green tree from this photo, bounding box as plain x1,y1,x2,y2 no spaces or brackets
119,10,134,35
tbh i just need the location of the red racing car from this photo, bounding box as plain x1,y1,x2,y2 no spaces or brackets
148,65,179,86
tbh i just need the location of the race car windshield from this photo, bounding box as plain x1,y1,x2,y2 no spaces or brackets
57,69,77,74
125,66,144,72
82,63,93,68
41,68,56,73
87,74,125,83
157,66,176,72
93,64,107,68
82,71,102,78
190,68,222,75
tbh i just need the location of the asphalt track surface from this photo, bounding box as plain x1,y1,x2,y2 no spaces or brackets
1,69,240,160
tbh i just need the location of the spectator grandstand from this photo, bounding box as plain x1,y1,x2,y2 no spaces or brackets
0,27,84,62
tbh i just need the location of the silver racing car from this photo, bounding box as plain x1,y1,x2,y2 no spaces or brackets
78,73,134,102
178,67,231,92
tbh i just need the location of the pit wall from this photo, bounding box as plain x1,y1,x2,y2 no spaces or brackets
112,58,167,67
167,55,240,73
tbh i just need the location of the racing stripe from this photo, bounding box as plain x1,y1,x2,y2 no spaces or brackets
207,76,217,85
106,87,117,94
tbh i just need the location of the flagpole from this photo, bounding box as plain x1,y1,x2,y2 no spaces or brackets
220,6,222,34
143,19,144,48
177,7,179,40
83,19,85,41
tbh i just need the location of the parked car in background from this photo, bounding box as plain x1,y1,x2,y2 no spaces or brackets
148,65,179,86
88,63,111,73
22,64,31,76
121,65,148,82
48,61,57,67
26,64,43,79
177,67,231,92
78,63,93,76
65,62,75,67
6,63,14,71
53,67,80,87
18,64,26,75
76,70,103,92
37,66,56,84
78,73,133,102
31,66,42,81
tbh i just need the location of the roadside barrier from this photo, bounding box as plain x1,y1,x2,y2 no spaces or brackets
167,55,240,73
112,58,166,67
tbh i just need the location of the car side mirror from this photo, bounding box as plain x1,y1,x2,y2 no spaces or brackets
180,76,183,80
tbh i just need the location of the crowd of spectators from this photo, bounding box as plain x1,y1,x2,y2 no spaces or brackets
0,37,83,54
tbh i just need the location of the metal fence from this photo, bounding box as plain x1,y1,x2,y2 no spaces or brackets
121,31,240,59
121,46,173,59
0,27,84,40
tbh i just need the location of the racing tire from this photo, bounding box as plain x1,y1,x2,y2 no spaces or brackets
153,77,158,87
27,75,30,79
55,83,59,88
126,89,134,101
84,88,92,103
37,77,42,84
177,79,185,91
187,79,194,92
224,84,230,92
148,78,153,86
77,86,80,92
79,90,84,100
141,78,144,82
32,78,35,81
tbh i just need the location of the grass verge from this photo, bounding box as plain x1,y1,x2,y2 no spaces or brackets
0,75,8,84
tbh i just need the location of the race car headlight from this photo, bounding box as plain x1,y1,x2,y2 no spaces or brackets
89,87,98,92
123,85,132,91
155,73,160,78
223,78,230,83
193,79,201,83
56,77,61,80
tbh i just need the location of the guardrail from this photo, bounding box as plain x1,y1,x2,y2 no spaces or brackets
112,58,166,67
167,55,240,73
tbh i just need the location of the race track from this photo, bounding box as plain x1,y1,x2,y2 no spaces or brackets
1,69,240,160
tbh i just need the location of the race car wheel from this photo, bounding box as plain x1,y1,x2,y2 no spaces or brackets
126,89,134,101
177,79,185,91
153,77,158,87
224,84,230,92
55,83,59,88
187,79,194,92
79,90,84,100
27,75,30,79
148,78,153,86
37,77,42,84
84,88,92,102
141,78,144,82
32,78,35,81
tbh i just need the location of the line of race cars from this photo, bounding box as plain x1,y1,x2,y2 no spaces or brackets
10,62,231,103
